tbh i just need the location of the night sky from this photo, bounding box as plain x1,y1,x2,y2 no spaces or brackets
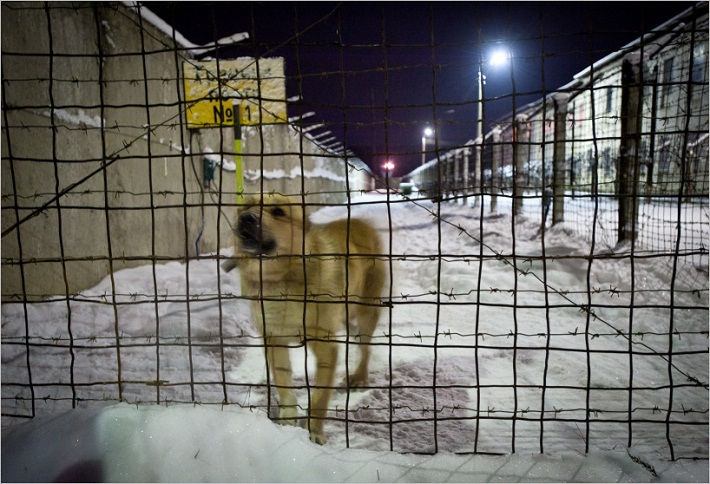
144,1,696,177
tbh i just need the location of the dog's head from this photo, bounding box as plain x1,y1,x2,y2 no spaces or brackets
235,194,306,256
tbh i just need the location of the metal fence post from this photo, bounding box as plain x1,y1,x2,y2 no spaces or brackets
473,143,482,208
443,153,449,200
463,148,470,205
552,93,569,225
453,150,461,202
618,54,642,244
491,126,502,212
514,115,529,216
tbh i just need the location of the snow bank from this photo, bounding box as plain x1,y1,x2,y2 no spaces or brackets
3,403,706,482
1,194,707,481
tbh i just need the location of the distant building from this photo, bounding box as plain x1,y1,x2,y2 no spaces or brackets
406,3,709,203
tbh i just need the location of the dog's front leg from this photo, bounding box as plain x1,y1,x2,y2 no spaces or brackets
265,338,299,425
307,338,338,444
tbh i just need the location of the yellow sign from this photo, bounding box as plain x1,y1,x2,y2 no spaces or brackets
186,99,235,126
183,58,287,128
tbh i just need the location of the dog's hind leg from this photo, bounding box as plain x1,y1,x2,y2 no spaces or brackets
307,338,338,444
345,259,384,388
345,305,379,388
265,338,299,426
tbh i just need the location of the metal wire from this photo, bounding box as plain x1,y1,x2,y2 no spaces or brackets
1,1,708,461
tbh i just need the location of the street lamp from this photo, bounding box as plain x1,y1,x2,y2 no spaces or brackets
421,127,434,166
474,45,510,209
489,48,509,67
382,160,395,191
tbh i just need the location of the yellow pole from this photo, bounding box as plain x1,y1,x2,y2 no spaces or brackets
234,106,243,203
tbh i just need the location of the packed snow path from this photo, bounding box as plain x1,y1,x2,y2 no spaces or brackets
2,194,708,477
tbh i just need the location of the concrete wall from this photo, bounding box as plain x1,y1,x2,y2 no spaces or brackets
640,14,709,195
1,2,373,299
1,3,233,298
240,123,364,205
567,66,623,193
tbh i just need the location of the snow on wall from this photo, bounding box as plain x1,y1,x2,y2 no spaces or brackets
41,108,104,129
244,158,346,183
239,123,361,202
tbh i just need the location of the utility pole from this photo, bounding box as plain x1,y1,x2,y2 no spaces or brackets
474,62,484,208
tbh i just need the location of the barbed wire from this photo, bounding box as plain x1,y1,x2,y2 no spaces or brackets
1,0,707,459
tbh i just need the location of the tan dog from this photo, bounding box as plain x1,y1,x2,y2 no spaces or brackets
231,194,385,444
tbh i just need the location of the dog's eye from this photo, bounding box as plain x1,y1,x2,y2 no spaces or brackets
271,207,286,217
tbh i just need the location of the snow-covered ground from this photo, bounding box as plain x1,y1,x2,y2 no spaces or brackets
2,193,708,481
3,403,707,482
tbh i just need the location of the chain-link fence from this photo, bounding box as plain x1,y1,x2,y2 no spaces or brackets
2,1,708,459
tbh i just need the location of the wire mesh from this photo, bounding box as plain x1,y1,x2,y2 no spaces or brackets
1,1,708,460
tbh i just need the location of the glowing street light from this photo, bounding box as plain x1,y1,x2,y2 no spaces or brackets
382,160,396,189
421,127,434,166
489,48,510,67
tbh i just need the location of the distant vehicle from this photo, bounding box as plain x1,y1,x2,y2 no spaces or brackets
399,182,418,195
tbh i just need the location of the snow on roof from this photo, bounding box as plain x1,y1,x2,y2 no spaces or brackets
346,157,375,176
574,2,705,80
491,2,707,127
122,2,249,55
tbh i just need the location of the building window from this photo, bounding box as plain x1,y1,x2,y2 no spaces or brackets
602,147,612,175
605,87,613,113
587,149,594,174
692,43,706,83
660,57,673,107
658,137,670,174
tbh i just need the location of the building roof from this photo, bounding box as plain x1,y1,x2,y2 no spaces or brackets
574,2,706,79
492,2,708,126
124,2,250,55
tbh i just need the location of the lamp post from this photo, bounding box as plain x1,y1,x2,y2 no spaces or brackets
474,62,484,209
474,46,509,210
383,160,395,191
421,127,434,166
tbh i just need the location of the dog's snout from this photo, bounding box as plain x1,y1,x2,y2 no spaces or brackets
236,210,276,254
238,212,259,239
